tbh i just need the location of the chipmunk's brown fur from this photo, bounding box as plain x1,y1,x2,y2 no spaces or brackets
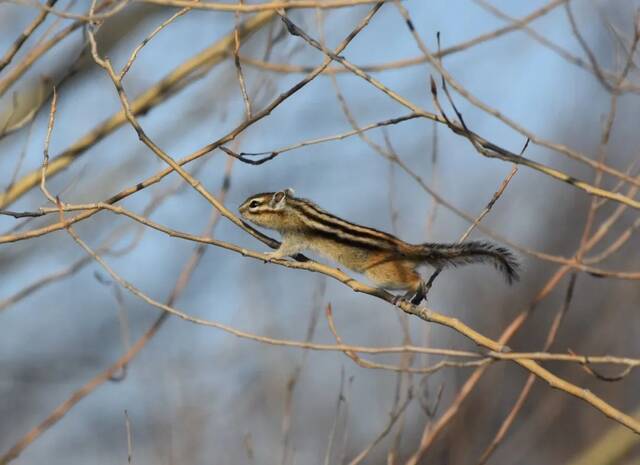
239,189,519,303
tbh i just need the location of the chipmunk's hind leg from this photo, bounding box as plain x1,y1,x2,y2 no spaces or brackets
404,280,427,305
363,259,426,305
364,260,420,290
397,278,426,305
392,264,425,305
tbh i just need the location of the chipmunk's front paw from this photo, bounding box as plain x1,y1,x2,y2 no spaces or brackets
263,251,283,263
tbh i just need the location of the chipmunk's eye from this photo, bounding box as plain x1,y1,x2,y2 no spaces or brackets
249,200,260,209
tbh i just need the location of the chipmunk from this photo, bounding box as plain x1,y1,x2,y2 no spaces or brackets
239,189,519,304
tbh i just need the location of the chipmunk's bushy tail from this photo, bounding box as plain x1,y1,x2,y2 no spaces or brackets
416,241,520,284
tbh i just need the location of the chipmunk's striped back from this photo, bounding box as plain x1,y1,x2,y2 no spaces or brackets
288,197,404,249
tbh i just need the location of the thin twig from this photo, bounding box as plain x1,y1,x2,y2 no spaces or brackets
233,0,252,119
40,86,58,204
124,410,133,464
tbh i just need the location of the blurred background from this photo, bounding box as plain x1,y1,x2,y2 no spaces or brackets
1,1,640,464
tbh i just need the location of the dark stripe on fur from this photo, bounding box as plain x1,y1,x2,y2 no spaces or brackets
309,230,384,251
292,199,399,241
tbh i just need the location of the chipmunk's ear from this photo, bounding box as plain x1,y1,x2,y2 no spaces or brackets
270,189,293,210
